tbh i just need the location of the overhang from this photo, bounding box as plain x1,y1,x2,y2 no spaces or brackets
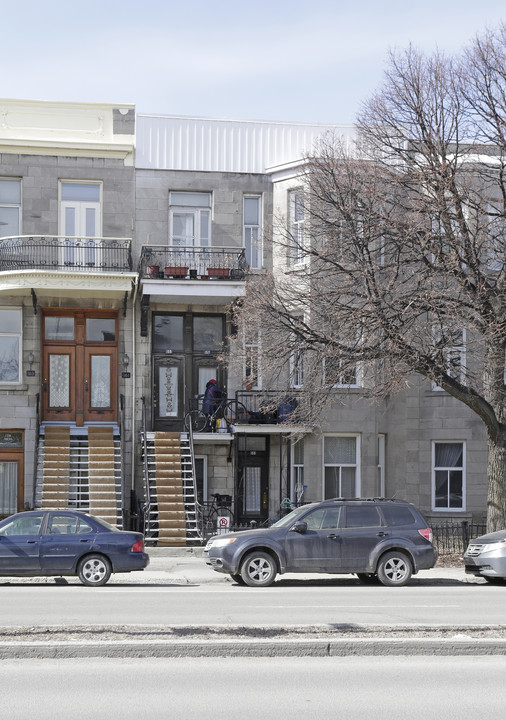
140,278,245,305
0,269,137,298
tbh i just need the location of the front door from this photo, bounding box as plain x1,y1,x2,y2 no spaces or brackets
42,311,118,425
237,436,270,523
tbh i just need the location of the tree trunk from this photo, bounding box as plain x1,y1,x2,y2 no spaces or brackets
487,433,506,532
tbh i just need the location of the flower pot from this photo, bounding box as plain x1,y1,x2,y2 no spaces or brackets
165,265,188,278
146,265,160,277
207,267,230,279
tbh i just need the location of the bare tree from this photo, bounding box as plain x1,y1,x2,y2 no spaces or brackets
235,26,506,531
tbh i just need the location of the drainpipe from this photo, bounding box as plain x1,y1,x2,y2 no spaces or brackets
130,276,139,493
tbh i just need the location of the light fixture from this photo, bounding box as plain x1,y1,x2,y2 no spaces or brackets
123,353,129,371
28,352,35,369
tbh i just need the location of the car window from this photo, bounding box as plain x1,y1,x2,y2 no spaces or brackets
46,515,94,535
302,507,341,530
0,514,44,536
380,505,416,527
344,505,382,528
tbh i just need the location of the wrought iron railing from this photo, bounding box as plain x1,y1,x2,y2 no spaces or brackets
235,390,301,425
431,521,487,555
139,245,248,280
0,235,132,272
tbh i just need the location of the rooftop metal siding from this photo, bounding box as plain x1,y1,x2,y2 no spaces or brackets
136,115,355,172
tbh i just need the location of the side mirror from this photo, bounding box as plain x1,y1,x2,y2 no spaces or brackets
290,521,307,534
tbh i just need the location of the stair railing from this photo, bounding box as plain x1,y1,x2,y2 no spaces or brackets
187,420,204,542
32,393,40,509
141,397,152,540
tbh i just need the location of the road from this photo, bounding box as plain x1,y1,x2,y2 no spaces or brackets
1,656,506,719
0,579,504,627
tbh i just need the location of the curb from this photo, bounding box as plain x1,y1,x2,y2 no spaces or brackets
1,638,506,659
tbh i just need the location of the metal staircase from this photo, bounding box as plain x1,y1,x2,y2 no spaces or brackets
142,430,202,546
35,424,123,527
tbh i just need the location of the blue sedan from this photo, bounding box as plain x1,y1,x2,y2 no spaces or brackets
0,510,149,586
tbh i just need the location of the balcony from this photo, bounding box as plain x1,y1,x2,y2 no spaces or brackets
0,235,136,299
139,245,248,306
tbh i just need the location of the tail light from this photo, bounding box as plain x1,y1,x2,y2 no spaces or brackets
418,528,433,543
131,538,144,553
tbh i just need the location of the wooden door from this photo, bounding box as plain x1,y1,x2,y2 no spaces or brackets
42,346,76,422
84,347,116,423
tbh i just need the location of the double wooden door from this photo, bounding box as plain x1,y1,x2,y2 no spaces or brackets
42,311,117,426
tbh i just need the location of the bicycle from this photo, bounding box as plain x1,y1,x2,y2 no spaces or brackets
184,396,249,432
200,493,234,534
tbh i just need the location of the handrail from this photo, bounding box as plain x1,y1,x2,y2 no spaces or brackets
187,419,204,542
119,394,126,530
141,397,152,538
139,245,248,279
32,393,40,509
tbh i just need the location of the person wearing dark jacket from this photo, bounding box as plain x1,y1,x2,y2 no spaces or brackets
202,379,225,420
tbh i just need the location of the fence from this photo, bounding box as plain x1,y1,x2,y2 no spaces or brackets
431,521,487,555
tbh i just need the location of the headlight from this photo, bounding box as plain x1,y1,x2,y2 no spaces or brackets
480,540,506,553
207,537,237,549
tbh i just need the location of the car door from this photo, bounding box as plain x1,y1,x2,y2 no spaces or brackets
0,512,44,572
39,513,96,572
284,505,343,572
339,504,387,571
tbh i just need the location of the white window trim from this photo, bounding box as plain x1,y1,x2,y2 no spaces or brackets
0,177,22,238
290,346,304,388
243,194,262,269
291,440,305,504
431,440,466,512
432,327,466,391
0,306,22,385
58,180,103,238
195,455,208,502
377,434,385,497
322,433,361,499
288,189,306,266
323,357,362,388
243,327,262,390
169,191,212,247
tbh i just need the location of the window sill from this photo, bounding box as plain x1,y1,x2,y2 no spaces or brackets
0,383,29,392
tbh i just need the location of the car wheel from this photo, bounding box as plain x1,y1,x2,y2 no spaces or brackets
77,554,112,587
356,572,379,584
230,573,247,585
377,551,412,587
240,551,277,587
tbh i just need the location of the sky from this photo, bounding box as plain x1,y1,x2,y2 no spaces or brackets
3,0,506,125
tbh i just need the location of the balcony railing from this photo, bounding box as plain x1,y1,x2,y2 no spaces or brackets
139,245,248,280
235,390,301,425
0,236,133,273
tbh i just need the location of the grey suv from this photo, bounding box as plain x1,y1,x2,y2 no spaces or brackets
204,498,437,587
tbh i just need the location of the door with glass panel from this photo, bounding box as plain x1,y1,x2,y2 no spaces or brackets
60,182,101,268
0,454,23,519
42,311,117,425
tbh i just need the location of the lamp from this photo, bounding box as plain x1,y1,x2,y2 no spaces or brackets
28,352,35,369
122,353,131,379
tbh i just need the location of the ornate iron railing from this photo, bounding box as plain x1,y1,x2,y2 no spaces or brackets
235,390,301,425
0,235,132,272
139,245,248,280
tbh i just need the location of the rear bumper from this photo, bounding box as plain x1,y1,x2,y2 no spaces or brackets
113,551,150,573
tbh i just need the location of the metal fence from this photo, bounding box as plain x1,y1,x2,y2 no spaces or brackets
431,521,487,555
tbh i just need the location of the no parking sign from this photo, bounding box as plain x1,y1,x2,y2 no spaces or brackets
217,515,230,534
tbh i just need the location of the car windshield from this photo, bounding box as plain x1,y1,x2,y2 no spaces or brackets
89,515,120,532
271,504,315,528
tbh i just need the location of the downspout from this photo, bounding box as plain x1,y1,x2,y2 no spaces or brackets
130,275,139,493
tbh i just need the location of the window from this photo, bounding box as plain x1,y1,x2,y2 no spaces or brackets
288,189,305,265
377,434,385,497
323,356,360,388
0,308,22,383
381,504,416,527
46,515,93,534
244,195,262,269
243,328,261,389
0,513,43,536
432,327,466,390
290,346,304,388
432,441,465,510
324,435,360,499
292,440,305,504
169,192,211,247
0,179,21,237
303,505,341,530
344,505,381,528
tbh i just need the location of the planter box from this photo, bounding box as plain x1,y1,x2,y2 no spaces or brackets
146,265,160,278
165,265,188,278
207,267,230,279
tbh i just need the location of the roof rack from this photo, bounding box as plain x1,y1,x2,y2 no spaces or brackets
329,497,410,504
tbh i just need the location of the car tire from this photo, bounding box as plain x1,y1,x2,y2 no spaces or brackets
376,551,412,587
230,573,247,585
77,554,112,587
240,551,277,587
356,572,379,584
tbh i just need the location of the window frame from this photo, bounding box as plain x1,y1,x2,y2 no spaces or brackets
431,440,466,512
0,178,22,238
288,188,306,266
432,327,466,391
0,307,22,385
169,191,212,247
323,356,361,389
322,434,361,499
243,326,261,390
291,439,305,504
243,194,262,269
